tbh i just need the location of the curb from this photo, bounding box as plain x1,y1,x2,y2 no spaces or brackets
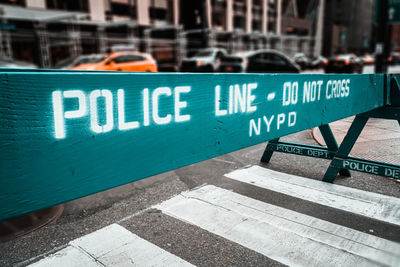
311,127,326,146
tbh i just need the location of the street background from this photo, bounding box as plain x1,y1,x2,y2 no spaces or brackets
0,0,400,266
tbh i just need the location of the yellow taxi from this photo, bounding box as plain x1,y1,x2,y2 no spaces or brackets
71,51,158,72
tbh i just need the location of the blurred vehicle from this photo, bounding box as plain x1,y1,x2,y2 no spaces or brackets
362,54,375,65
53,56,77,69
309,55,328,69
324,54,363,73
69,54,108,69
180,48,227,72
293,53,310,70
218,49,300,73
54,44,138,70
0,58,37,69
388,52,400,65
71,51,158,72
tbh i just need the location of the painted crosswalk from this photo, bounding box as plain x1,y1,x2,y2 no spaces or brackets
224,165,400,226
28,165,400,267
30,224,194,267
157,185,400,267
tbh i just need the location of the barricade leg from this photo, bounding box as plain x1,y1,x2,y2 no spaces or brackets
318,125,351,177
323,116,369,183
261,138,280,163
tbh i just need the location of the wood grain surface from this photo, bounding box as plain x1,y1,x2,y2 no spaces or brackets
0,71,385,221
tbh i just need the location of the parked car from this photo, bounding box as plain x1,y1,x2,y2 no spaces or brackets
388,52,400,65
324,54,363,73
293,53,310,70
309,55,328,69
180,48,227,72
71,51,158,72
362,54,375,65
218,50,300,73
0,58,37,69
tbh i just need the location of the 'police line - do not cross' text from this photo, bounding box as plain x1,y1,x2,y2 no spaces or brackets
51,79,351,140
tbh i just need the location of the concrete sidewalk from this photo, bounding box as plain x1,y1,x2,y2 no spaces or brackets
312,117,400,165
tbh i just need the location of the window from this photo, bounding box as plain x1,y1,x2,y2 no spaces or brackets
46,0,89,12
73,55,107,66
249,54,264,62
265,53,288,66
233,3,246,13
234,16,245,29
194,50,214,57
212,11,225,27
112,55,146,64
111,2,135,17
212,0,226,7
149,7,167,20
216,51,225,59
252,20,261,32
149,0,170,21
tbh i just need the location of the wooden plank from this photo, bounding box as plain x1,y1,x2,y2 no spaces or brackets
0,72,385,221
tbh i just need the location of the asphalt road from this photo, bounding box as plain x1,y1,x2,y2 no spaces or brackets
1,125,399,266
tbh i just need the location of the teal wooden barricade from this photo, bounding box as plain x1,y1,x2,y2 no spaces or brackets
0,71,395,221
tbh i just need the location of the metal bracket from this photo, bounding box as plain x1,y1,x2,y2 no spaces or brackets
262,75,400,183
261,124,350,178
322,116,368,182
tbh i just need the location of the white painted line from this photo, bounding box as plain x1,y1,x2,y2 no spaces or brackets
30,224,194,267
225,165,400,226
29,246,101,267
157,185,400,267
212,158,236,164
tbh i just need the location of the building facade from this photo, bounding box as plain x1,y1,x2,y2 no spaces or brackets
0,0,320,68
391,24,400,51
322,0,375,57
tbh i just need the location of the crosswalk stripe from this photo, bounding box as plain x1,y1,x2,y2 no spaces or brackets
29,246,101,267
29,224,194,267
225,165,400,226
157,185,400,267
